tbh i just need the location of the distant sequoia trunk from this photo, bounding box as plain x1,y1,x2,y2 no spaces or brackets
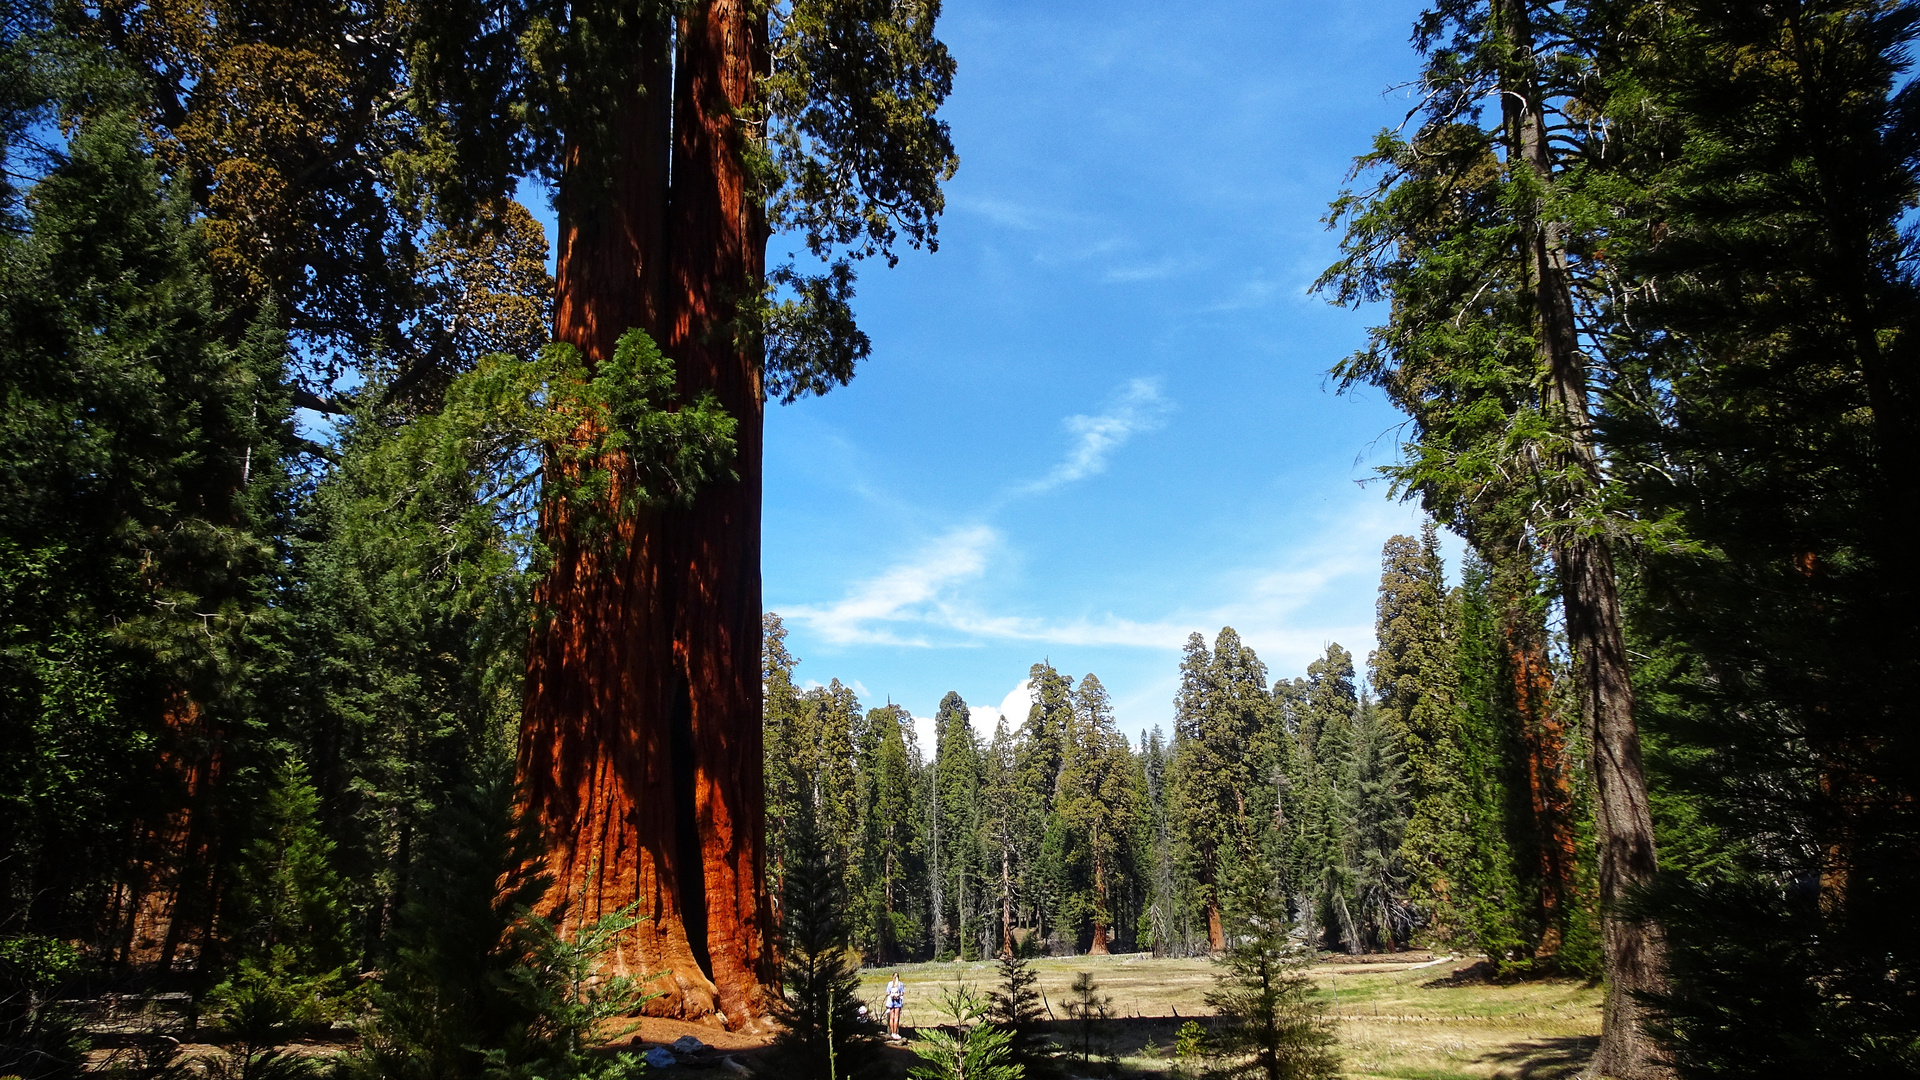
516,0,772,1029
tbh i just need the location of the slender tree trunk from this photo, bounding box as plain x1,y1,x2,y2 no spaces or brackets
930,784,944,957
1006,837,1021,953
1498,1,1666,1073
1496,558,1578,957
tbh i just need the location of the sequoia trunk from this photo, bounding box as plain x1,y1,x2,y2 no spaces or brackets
661,0,773,1025
1497,561,1578,958
1089,851,1109,955
117,696,222,972
518,8,769,1026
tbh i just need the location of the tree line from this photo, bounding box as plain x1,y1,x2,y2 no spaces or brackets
763,521,1603,979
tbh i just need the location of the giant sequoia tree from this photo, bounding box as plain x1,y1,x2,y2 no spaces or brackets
405,0,955,1024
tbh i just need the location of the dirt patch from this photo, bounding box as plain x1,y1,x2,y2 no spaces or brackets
1320,951,1437,966
620,1016,778,1052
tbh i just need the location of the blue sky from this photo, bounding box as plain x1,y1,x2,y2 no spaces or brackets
759,0,1457,751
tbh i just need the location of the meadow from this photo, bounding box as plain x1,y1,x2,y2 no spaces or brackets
854,953,1600,1080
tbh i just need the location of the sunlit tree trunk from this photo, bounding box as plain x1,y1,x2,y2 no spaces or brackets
120,697,222,972
1089,850,1110,955
518,4,771,1026
663,0,773,1024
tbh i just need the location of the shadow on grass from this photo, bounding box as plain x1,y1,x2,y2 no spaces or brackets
1475,1034,1597,1079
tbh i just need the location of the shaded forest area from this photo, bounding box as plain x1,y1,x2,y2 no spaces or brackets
3,1,1919,1080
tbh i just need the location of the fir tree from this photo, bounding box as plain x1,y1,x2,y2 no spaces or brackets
1371,527,1470,943
1140,727,1192,956
350,771,546,1080
1055,674,1140,954
859,703,923,964
0,97,297,964
1341,695,1408,952
772,800,878,1080
986,949,1059,1080
1201,865,1339,1080
907,982,1018,1080
1015,664,1073,945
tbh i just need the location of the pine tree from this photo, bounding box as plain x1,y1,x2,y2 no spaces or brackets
1140,727,1193,956
1055,674,1140,955
351,771,546,1080
985,949,1059,1080
930,692,982,959
1167,633,1233,951
1201,864,1339,1080
1341,695,1408,952
225,758,352,974
907,982,1018,1080
1450,555,1534,970
1318,2,1665,1065
0,99,297,967
852,702,920,963
764,614,807,900
1015,665,1073,946
980,718,1020,959
772,800,879,1080
1594,4,1920,1071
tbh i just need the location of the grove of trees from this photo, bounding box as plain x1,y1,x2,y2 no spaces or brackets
761,525,1605,979
4,1,1918,1079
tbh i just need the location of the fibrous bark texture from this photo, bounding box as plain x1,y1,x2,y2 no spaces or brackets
117,696,222,973
1498,580,1578,957
517,2,772,1028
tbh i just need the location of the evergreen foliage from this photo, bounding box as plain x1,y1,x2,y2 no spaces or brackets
905,982,1018,1080
1063,972,1112,1072
0,92,298,960
985,950,1058,1080
348,772,545,1080
482,901,654,1080
1201,867,1339,1080
771,800,879,1080
1372,528,1469,942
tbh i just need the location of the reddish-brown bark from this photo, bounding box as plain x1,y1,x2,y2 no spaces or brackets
518,2,774,1027
117,696,222,972
1088,852,1110,954
1501,612,1578,957
660,0,772,1027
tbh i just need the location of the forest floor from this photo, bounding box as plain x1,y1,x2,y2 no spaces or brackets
854,953,1601,1080
71,954,1598,1080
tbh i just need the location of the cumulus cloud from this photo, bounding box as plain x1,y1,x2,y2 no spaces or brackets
1023,379,1171,494
960,678,1036,739
783,525,998,645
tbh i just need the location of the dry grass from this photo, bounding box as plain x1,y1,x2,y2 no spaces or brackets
858,953,1601,1080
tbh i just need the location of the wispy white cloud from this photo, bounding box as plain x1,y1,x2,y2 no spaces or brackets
1104,257,1186,283
1023,379,1172,494
783,525,998,646
784,500,1405,681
